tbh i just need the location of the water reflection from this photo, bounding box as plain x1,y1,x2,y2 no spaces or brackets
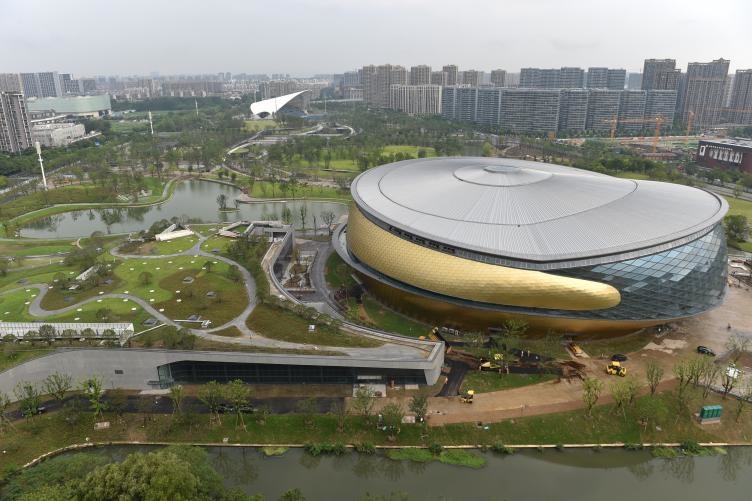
20,180,348,238
47,445,752,501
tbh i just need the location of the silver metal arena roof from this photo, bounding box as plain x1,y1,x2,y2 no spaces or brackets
351,157,728,263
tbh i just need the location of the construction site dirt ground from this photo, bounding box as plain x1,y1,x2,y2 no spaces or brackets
364,281,752,426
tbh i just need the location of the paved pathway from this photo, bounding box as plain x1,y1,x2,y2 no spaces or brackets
6,235,429,360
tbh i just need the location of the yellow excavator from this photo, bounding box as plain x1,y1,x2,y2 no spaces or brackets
460,390,475,404
606,361,627,377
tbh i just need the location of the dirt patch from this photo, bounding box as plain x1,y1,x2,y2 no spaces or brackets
643,338,688,354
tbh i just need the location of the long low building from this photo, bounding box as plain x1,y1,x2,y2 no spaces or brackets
26,94,111,118
31,122,86,147
0,346,444,396
335,157,728,333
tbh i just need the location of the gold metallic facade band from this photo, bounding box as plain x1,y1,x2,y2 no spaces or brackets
348,205,621,311
359,275,658,335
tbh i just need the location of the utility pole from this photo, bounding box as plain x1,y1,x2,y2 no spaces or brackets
35,141,48,191
148,110,154,136
195,98,199,117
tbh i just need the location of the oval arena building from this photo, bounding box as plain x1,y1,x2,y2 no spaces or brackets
333,157,729,334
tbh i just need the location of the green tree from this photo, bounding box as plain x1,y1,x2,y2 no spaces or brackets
138,271,153,286
204,260,214,273
0,392,14,430
197,381,224,425
216,193,228,210
381,402,405,441
279,488,306,501
169,384,185,416
581,377,603,417
39,324,56,345
724,214,750,243
353,386,376,423
645,360,664,396
409,393,429,423
43,372,73,402
81,376,107,420
224,379,251,431
74,446,224,501
14,381,41,419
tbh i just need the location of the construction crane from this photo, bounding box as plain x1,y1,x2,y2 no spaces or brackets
608,116,667,153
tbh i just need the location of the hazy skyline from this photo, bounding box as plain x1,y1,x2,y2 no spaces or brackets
1,0,750,76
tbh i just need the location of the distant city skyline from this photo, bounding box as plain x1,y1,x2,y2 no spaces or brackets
1,0,750,76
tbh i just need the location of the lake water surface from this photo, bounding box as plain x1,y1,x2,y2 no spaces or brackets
20,180,347,238
57,445,752,501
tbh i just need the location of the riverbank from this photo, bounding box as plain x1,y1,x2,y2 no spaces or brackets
3,389,751,474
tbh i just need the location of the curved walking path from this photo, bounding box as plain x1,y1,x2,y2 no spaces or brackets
4,235,427,360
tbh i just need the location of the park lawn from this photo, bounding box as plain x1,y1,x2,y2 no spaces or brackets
248,181,349,200
0,263,72,294
243,119,278,132
246,303,383,348
460,371,558,394
578,331,653,358
361,295,430,338
43,297,152,326
200,235,234,254
324,252,356,290
0,288,38,321
725,195,752,220
382,145,436,157
187,223,221,237
110,120,149,134
154,267,248,326
129,235,199,256
0,240,75,257
0,184,120,221
0,347,55,373
39,272,124,311
210,326,244,337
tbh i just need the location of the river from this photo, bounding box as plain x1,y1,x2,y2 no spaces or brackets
50,445,752,500
19,179,348,238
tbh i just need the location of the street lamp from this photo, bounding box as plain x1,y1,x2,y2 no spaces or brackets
35,141,47,191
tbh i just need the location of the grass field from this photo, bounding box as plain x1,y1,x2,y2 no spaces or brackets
0,240,75,257
243,119,278,132
3,390,751,471
246,303,382,348
200,235,234,254
324,252,356,291
722,196,752,252
247,180,349,200
361,295,430,338
0,184,120,221
0,263,70,294
129,235,199,256
460,371,558,394
382,145,436,157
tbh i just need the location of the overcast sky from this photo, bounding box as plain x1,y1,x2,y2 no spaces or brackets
1,0,750,76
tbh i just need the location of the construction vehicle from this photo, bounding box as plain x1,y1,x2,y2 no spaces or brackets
606,361,627,377
459,390,475,404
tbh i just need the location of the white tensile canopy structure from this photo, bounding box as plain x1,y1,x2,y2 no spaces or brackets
249,90,310,118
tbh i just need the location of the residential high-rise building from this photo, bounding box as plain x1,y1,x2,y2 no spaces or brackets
724,74,735,107
558,89,589,131
441,86,458,120
560,67,585,88
627,73,643,90
642,59,677,90
430,71,444,85
361,64,407,107
500,89,560,132
461,70,481,87
727,69,752,125
0,73,22,93
454,87,478,122
409,65,431,85
618,90,647,131
586,90,621,131
645,90,678,125
389,84,442,115
442,65,459,86
19,72,62,98
607,69,626,90
475,87,502,125
680,58,730,128
586,68,609,89
0,92,32,153
489,69,507,87
361,65,377,104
